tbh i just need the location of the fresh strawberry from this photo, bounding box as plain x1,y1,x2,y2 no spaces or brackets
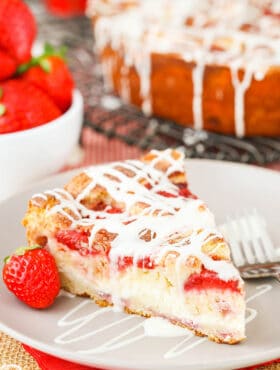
19,44,74,112
2,245,60,309
178,187,198,199
44,0,87,17
0,50,17,81
56,229,89,251
106,207,123,214
0,105,21,134
156,190,177,198
0,79,61,134
0,0,36,63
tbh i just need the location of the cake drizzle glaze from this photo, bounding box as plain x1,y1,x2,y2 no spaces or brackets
32,149,241,294
90,0,280,137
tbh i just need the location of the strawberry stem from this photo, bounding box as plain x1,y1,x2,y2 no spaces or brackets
0,103,6,116
39,59,51,73
17,43,68,75
3,245,42,264
15,245,41,256
3,255,10,264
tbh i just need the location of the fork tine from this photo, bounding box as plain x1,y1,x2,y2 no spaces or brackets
219,211,279,281
239,215,256,265
250,210,277,262
230,238,245,267
245,212,267,264
219,219,245,266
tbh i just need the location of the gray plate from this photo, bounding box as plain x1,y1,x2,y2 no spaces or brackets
0,160,279,370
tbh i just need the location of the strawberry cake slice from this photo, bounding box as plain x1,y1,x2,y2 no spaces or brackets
22,149,246,344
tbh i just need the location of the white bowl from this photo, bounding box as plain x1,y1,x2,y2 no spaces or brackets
0,89,83,201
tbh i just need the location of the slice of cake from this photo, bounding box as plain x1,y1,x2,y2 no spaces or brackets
22,149,245,344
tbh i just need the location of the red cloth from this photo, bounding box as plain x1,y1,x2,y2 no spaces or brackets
80,128,143,166
21,128,280,370
22,344,95,370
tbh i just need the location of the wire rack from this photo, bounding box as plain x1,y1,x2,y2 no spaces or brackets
29,1,280,164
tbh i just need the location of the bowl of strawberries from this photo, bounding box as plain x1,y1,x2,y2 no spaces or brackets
0,0,83,201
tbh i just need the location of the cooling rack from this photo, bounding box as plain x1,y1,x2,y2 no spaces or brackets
28,0,280,164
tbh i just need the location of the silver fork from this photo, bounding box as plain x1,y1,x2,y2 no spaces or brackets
219,210,280,282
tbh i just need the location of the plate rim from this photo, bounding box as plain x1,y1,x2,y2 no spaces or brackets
1,157,280,206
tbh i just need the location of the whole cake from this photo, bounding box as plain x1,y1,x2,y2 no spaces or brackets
87,0,280,137
23,149,246,344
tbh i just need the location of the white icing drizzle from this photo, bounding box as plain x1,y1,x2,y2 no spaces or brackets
231,67,254,137
135,50,152,115
101,55,115,91
192,61,204,130
34,149,241,310
101,95,122,110
143,317,187,337
191,34,214,130
32,193,48,200
120,65,131,103
89,0,280,137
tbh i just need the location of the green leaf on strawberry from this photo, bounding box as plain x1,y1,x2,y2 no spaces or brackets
39,59,51,73
17,43,68,75
43,42,68,59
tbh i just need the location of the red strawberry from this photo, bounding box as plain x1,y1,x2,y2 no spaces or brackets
178,187,198,199
44,0,87,17
0,79,61,134
0,0,36,63
0,50,17,81
56,229,89,251
156,190,177,198
19,44,74,112
106,207,123,214
2,245,60,309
